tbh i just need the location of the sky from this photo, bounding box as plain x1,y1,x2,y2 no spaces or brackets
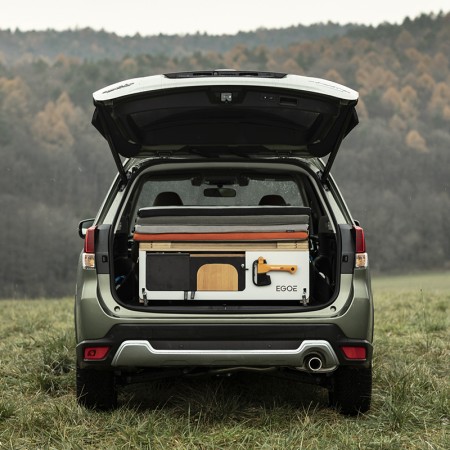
2,0,450,36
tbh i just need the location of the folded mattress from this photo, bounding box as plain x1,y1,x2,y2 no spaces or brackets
134,206,310,239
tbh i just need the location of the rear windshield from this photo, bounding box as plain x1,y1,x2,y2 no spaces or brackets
117,171,308,235
134,173,305,209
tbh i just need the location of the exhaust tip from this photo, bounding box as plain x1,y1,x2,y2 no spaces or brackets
305,355,323,372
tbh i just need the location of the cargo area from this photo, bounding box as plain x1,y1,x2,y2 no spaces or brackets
111,168,338,309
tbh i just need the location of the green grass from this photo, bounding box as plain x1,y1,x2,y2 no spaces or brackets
372,270,450,292
0,273,449,449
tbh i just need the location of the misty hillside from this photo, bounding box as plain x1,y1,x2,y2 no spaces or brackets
0,23,359,66
0,12,449,297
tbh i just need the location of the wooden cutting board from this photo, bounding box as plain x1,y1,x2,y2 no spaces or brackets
196,264,238,291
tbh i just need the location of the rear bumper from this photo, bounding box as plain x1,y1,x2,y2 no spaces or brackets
111,339,339,371
77,323,373,371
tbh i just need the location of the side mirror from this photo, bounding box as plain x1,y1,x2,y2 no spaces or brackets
78,218,95,239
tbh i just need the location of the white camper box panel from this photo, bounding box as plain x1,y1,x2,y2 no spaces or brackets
135,205,310,303
138,249,309,302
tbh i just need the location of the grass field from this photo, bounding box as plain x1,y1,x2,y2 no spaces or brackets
0,273,448,449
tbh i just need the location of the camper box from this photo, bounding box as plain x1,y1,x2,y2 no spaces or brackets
134,206,310,304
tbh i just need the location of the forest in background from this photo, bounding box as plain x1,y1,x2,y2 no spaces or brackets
0,12,449,297
0,23,360,65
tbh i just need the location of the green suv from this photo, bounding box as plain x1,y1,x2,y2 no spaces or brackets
75,70,373,415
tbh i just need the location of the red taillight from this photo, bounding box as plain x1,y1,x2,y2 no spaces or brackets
83,226,96,269
354,225,366,253
83,346,110,360
84,226,96,253
341,346,367,360
354,225,368,268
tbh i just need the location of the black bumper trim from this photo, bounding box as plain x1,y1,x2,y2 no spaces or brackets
77,323,372,369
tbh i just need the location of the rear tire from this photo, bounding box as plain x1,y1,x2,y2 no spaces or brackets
329,365,372,415
76,366,117,410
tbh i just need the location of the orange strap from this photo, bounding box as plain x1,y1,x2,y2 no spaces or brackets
133,231,308,241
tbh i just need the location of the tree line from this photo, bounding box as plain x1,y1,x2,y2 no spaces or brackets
0,12,448,297
0,23,359,66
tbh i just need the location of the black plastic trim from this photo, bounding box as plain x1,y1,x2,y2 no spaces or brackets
76,323,373,369
339,224,356,274
164,70,287,79
95,224,111,274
